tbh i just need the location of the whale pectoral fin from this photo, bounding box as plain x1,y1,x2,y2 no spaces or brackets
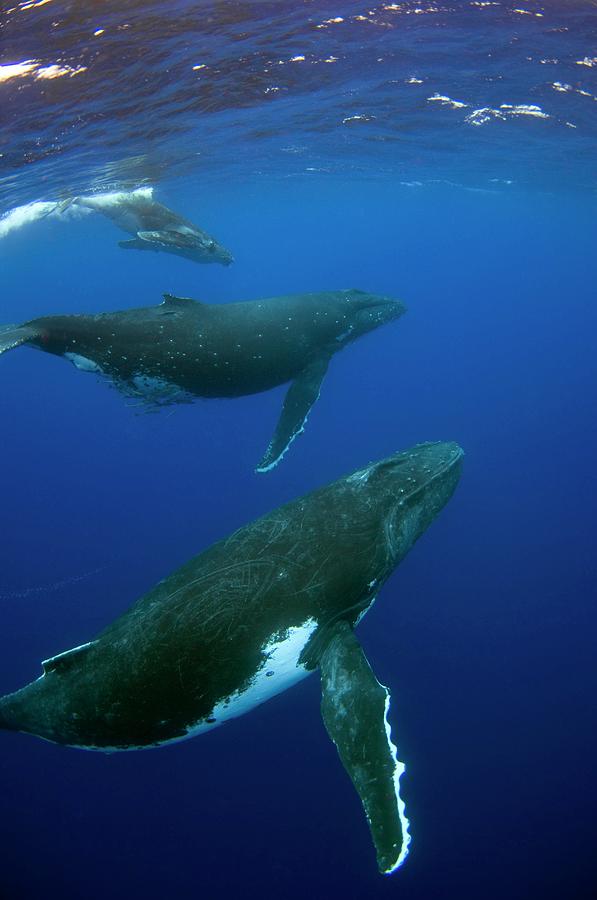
137,229,196,249
319,621,411,875
118,238,156,252
137,229,168,244
255,355,330,473
0,324,39,355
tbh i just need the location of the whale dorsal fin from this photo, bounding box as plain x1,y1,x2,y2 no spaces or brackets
255,354,330,473
319,621,411,875
41,641,98,675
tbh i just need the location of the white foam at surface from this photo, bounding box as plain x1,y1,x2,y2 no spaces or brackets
0,187,153,240
0,61,38,82
0,201,58,238
0,198,94,238
465,103,550,127
427,93,468,109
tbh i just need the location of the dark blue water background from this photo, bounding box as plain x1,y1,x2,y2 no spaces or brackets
1,3,597,899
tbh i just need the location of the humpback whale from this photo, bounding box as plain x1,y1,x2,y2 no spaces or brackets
0,441,463,874
0,289,406,471
68,188,234,265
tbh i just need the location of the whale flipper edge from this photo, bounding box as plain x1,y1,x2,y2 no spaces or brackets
256,354,330,473
320,621,411,875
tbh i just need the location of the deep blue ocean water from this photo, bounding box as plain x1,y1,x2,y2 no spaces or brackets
1,3,597,899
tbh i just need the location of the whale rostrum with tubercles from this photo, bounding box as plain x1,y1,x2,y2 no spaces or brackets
0,289,406,472
0,441,463,874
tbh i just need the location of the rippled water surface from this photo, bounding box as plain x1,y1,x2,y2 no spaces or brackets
2,0,597,206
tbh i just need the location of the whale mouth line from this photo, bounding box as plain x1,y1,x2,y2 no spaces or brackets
365,299,407,322
432,444,464,475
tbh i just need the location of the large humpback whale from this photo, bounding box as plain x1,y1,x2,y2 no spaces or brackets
0,289,406,471
0,441,463,873
68,188,234,265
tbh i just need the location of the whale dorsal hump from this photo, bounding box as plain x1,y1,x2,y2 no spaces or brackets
41,640,98,676
162,293,203,308
319,621,410,874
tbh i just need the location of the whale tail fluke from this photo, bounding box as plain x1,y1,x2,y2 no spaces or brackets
0,324,39,356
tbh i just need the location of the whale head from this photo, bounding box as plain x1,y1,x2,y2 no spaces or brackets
182,232,234,266
334,289,406,344
383,441,463,561
346,441,463,567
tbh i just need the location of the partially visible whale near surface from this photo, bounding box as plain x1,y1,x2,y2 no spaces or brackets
0,441,464,874
0,289,406,472
0,187,233,265
67,188,234,265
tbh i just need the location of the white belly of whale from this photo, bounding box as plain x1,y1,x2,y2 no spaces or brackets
181,617,319,743
75,617,319,752
65,352,102,373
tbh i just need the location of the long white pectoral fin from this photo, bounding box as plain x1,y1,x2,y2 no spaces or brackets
256,355,330,473
319,621,411,875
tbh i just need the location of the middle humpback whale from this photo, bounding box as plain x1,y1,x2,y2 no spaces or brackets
0,289,406,471
0,441,463,874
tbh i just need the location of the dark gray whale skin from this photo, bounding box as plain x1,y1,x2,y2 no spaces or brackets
0,441,463,874
72,192,234,265
0,289,406,471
